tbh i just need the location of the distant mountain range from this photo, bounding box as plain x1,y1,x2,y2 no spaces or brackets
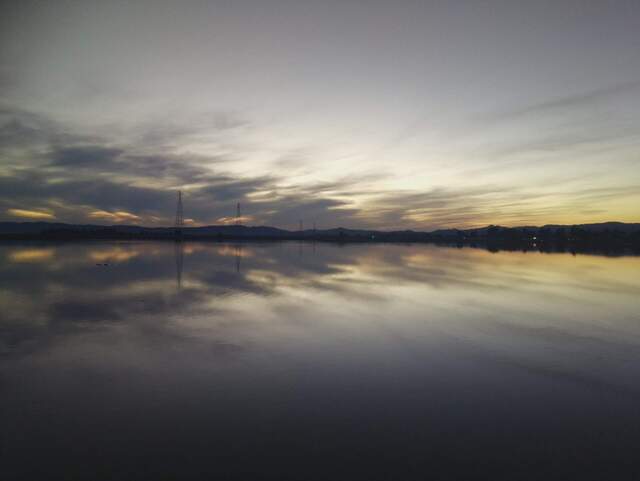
0,220,639,240
431,221,640,237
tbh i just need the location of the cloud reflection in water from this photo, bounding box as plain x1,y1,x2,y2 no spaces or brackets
1,242,640,480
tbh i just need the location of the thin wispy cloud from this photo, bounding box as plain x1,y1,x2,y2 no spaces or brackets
481,80,640,123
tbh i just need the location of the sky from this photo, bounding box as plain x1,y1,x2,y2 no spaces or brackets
0,0,639,230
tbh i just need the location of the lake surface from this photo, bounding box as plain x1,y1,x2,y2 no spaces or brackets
1,241,639,480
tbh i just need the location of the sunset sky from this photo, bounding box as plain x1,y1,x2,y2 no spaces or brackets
1,0,639,230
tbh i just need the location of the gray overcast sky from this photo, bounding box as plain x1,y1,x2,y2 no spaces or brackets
1,0,639,229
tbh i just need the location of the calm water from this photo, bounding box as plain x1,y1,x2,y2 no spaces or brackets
1,241,639,480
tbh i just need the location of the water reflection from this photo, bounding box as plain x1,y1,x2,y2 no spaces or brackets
1,242,639,479
174,240,184,288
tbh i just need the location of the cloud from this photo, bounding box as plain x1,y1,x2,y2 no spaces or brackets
6,208,56,220
0,118,44,149
47,147,225,185
485,80,640,123
194,176,275,202
217,216,253,225
1,102,639,230
0,159,363,228
88,210,142,222
0,105,95,152
136,112,249,148
51,146,123,167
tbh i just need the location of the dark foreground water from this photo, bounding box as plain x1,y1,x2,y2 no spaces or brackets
1,241,639,480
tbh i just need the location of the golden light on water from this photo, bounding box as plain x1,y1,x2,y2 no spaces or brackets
89,247,140,263
8,248,55,263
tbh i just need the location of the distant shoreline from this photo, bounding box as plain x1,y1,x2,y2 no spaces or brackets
1,222,639,256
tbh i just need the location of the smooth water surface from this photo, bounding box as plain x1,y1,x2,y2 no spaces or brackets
1,242,639,480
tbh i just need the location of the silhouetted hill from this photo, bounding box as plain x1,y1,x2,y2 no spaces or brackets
431,222,640,238
0,222,289,237
541,222,640,233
